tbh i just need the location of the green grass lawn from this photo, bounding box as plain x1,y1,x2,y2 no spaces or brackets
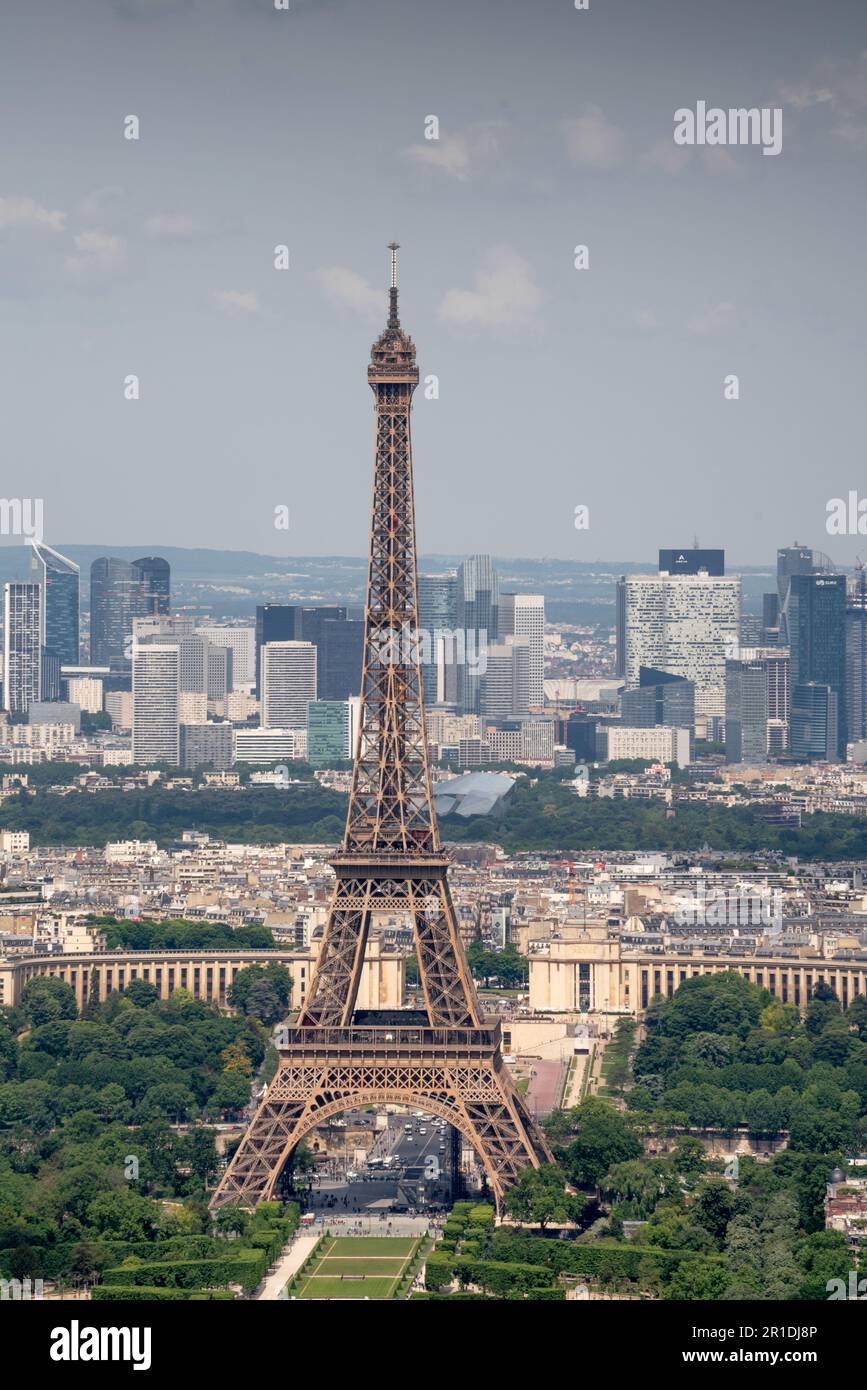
297,1276,397,1299
318,1236,416,1256
293,1236,419,1300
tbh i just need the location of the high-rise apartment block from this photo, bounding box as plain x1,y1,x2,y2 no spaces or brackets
3,583,41,714
621,572,741,718
261,641,317,728
132,641,179,765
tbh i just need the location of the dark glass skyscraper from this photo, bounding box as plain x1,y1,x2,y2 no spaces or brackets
317,616,364,700
787,573,847,757
418,572,458,705
30,541,79,666
133,556,170,616
254,603,359,699
846,573,867,744
456,555,498,713
90,555,171,667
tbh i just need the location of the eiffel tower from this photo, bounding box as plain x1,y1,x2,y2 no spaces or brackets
210,246,551,1213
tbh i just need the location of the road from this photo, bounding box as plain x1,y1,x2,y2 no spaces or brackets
297,1110,457,1219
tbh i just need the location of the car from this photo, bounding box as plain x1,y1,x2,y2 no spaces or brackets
346,1170,358,1180
418,1127,426,1135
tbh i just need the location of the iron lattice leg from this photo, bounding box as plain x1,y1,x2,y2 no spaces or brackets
210,1055,553,1214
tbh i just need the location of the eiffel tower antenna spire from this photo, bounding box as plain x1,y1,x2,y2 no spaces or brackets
387,240,400,326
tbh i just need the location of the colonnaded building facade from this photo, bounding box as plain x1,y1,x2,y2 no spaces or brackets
0,939,404,1014
528,925,867,1018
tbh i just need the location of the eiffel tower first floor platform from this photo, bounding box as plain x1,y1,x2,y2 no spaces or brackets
209,1019,553,1214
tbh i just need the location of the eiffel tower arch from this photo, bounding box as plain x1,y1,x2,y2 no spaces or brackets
210,246,551,1214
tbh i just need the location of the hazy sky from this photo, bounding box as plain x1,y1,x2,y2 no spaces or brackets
1,0,865,567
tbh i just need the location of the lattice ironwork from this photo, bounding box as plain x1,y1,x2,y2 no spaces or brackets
210,248,551,1215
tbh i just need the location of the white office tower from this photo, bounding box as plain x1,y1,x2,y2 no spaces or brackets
261,641,317,728
3,583,41,714
623,573,741,718
132,641,179,765
196,625,255,688
133,616,207,695
481,636,530,718
500,594,545,707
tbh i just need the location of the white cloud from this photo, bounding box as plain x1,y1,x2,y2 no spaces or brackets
405,123,503,181
642,139,691,176
407,132,471,180
0,195,66,233
562,108,626,170
314,265,381,318
144,213,199,240
438,246,543,328
689,302,735,336
778,81,834,111
214,289,261,314
64,229,126,281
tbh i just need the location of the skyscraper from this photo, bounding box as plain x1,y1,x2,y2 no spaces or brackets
725,659,769,764
456,554,498,713
261,641,317,727
133,556,170,616
787,573,847,757
196,625,255,688
132,641,179,765
254,604,297,695
846,573,867,745
90,555,170,667
3,583,41,714
622,572,741,718
29,541,79,666
790,682,838,762
418,572,458,706
316,616,364,700
480,636,530,718
776,544,815,643
500,593,545,707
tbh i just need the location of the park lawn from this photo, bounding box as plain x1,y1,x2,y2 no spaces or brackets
293,1236,420,1299
318,1236,415,1256
297,1276,397,1299
321,1257,406,1275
